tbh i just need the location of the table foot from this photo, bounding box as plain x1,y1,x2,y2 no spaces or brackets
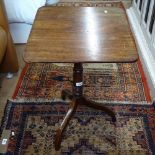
55,100,78,151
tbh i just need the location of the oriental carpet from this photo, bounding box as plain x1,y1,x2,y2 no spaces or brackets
1,1,153,155
12,1,151,104
13,62,151,104
0,100,155,155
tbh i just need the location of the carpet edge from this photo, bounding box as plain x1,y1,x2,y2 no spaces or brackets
12,63,29,99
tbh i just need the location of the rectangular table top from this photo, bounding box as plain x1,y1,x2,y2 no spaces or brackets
24,6,138,63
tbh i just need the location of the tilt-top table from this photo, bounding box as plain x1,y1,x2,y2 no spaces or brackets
24,5,138,151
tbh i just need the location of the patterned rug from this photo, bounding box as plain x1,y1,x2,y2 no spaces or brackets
1,100,155,155
55,0,132,10
12,1,151,104
13,61,151,104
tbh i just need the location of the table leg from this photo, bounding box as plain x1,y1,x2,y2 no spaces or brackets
54,62,116,151
55,100,78,151
73,63,83,97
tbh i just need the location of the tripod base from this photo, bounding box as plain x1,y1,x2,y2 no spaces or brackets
55,90,116,151
54,63,116,151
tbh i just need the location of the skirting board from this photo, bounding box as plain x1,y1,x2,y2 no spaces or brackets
127,7,155,101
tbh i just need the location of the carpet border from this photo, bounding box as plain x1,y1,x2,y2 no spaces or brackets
137,59,152,102
12,63,29,99
1,100,155,154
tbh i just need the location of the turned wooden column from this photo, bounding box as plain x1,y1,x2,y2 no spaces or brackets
73,63,83,97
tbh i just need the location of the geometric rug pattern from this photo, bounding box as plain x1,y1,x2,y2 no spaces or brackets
12,1,151,104
1,2,152,155
13,62,151,104
1,100,155,155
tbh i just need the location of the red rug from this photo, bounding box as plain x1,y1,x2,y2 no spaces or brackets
12,1,151,104
0,100,155,154
13,61,151,104
1,2,153,155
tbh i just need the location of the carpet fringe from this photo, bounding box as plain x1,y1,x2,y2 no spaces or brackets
8,98,152,105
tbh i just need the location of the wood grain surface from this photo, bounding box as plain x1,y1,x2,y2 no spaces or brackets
24,6,138,63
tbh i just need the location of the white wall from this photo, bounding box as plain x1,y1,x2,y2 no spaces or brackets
127,7,155,101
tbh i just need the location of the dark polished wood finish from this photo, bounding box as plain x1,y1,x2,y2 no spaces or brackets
55,63,116,150
24,6,138,151
24,7,138,63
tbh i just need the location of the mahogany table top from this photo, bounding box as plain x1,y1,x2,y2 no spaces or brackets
24,6,138,63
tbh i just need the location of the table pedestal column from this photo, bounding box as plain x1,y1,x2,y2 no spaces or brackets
55,63,116,151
